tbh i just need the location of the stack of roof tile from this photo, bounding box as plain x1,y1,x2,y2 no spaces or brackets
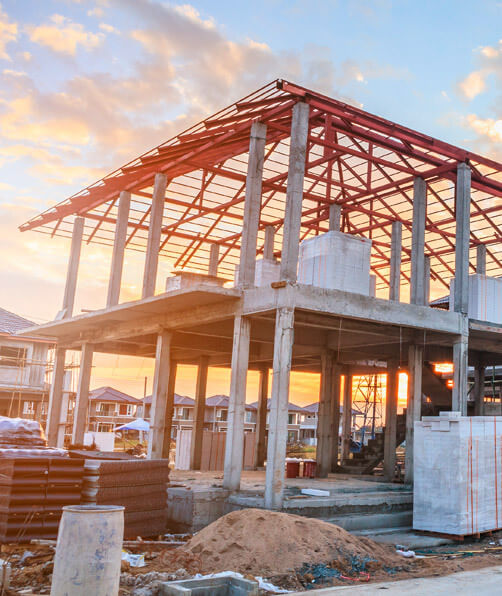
82,459,170,539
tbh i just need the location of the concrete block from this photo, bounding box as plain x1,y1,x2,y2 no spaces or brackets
161,575,259,595
450,274,502,324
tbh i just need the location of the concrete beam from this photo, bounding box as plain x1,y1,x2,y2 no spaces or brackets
142,173,168,298
383,361,399,481
263,226,275,261
404,344,423,484
238,122,267,288
223,315,251,490
106,191,131,307
190,355,209,470
46,348,66,446
147,330,172,459
452,333,469,415
454,163,471,314
329,204,342,232
208,243,220,277
280,102,310,282
330,363,342,472
389,221,402,302
476,244,486,275
61,216,84,319
410,177,426,306
316,350,334,478
340,369,352,461
72,343,93,445
254,365,269,468
265,307,294,509
162,360,177,458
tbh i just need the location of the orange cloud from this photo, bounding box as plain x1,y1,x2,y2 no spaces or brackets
0,4,17,60
27,14,104,56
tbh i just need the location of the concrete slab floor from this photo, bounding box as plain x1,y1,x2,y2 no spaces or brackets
353,528,454,549
289,565,502,595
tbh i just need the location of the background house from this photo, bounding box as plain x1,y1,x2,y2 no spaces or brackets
0,307,53,423
87,386,140,432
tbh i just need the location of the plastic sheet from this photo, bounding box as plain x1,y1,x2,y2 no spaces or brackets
0,416,47,448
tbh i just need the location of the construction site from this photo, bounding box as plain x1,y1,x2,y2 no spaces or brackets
3,78,502,594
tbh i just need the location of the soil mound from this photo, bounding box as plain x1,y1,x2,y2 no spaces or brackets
182,508,403,576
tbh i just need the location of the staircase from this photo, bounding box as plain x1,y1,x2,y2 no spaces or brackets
338,413,406,475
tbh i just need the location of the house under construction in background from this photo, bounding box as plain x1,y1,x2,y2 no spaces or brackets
17,79,502,510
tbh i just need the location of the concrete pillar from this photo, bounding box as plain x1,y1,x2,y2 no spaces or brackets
223,315,251,490
264,307,294,509
410,177,426,305
162,360,177,458
405,344,423,484
46,348,66,447
383,361,399,481
238,122,267,287
61,216,84,318
147,330,172,459
56,371,72,448
263,226,275,261
474,358,485,417
330,364,342,472
476,244,486,275
340,369,352,462
328,204,341,232
106,191,131,307
424,255,431,306
208,243,219,277
389,221,402,302
190,356,209,470
452,335,469,415
316,350,334,478
72,343,93,445
142,173,168,298
254,366,269,468
454,163,471,314
280,102,310,282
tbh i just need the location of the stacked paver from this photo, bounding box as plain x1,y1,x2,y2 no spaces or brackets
82,459,170,538
414,412,502,536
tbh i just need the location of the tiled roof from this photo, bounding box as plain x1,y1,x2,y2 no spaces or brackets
0,307,36,335
247,399,306,412
206,395,255,410
142,393,195,406
89,386,140,405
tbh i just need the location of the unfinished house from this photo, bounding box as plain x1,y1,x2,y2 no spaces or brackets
18,80,502,514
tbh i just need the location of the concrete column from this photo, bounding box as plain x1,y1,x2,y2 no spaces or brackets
223,315,251,490
340,369,352,462
280,102,310,282
454,163,471,314
254,366,269,468
61,216,84,318
452,335,469,415
46,348,66,446
424,255,431,306
147,330,172,459
190,355,209,470
263,226,275,261
238,122,267,287
71,343,93,445
389,221,402,302
316,350,334,478
142,173,168,298
330,364,342,472
410,177,426,305
476,244,486,275
383,361,399,481
56,371,72,448
208,243,219,277
106,190,131,307
162,360,177,458
264,307,294,509
474,358,485,417
405,344,423,484
328,204,341,232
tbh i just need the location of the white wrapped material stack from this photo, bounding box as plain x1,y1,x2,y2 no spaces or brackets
298,231,372,295
414,412,502,536
449,274,502,324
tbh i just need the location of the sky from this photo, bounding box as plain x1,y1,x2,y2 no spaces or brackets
0,0,500,404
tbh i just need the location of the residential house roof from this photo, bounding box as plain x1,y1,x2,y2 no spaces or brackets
89,386,140,405
206,395,255,410
0,307,36,335
248,399,305,413
303,402,361,416
142,393,195,406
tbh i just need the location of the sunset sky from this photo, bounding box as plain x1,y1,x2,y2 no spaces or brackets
0,0,500,404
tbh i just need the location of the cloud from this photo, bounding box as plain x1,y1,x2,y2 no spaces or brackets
0,4,17,60
27,14,104,55
458,70,488,100
99,23,118,34
457,39,502,100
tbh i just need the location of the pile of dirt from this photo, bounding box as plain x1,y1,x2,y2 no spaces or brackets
181,508,404,576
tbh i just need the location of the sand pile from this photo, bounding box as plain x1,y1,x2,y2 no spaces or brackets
181,508,403,576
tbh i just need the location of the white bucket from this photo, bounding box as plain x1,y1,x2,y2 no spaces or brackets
51,505,124,596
